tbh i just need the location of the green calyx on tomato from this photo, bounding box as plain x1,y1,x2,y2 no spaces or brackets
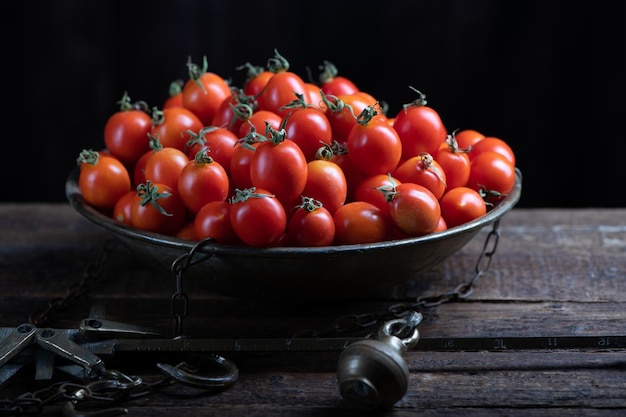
297,196,324,213
76,149,100,166
402,86,428,110
115,91,149,113
375,174,401,202
355,103,382,126
186,55,211,93
137,180,173,216
230,187,275,204
266,49,290,73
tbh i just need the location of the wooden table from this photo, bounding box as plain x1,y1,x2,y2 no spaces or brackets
1,204,625,416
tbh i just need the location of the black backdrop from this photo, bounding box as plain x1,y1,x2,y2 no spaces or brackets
3,0,625,207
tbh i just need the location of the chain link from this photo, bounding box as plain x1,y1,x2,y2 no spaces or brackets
169,238,215,337
297,220,502,338
28,239,118,327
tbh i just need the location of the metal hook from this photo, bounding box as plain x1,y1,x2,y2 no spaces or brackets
378,311,421,350
156,354,239,390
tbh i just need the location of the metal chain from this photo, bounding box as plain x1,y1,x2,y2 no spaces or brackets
28,239,118,327
169,238,215,337
294,220,502,338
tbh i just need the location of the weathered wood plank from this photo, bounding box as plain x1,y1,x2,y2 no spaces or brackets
1,205,625,415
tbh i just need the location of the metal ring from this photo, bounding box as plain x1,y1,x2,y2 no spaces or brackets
157,354,239,390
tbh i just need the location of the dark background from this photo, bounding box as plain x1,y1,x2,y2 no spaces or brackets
3,0,625,208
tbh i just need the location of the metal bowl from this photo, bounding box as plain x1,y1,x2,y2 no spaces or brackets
66,168,521,301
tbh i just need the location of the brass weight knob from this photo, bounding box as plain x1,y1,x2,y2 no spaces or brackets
336,312,421,409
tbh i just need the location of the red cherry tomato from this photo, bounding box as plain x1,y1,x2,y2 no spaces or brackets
230,138,260,191
354,173,401,216
77,149,131,212
393,152,447,200
439,186,487,228
468,136,516,166
238,109,283,138
393,88,447,159
143,138,190,190
323,92,384,142
184,126,238,176
282,105,333,162
103,92,152,167
301,159,348,215
238,62,274,98
467,151,516,198
319,61,359,97
177,148,230,213
333,201,390,245
130,181,187,236
112,190,135,226
382,182,441,237
194,200,241,245
259,51,310,118
175,222,197,240
435,136,471,190
347,112,402,177
286,196,336,247
211,87,257,135
249,126,308,208
181,56,231,125
162,79,184,110
229,187,287,247
454,128,484,151
132,150,152,188
150,107,203,151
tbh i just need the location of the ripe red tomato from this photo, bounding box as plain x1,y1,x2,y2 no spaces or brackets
77,149,131,212
230,138,260,191
354,173,401,216
286,197,336,247
454,129,484,150
211,88,257,135
439,186,487,228
177,148,230,213
184,126,238,176
347,115,402,177
319,61,359,97
435,138,471,190
162,79,184,109
468,136,516,166
132,149,152,188
282,105,333,162
393,88,447,159
150,107,203,151
319,141,365,202
249,127,308,208
393,152,447,200
194,200,241,245
238,109,283,138
238,62,274,98
467,151,516,198
333,201,390,245
259,51,310,118
229,187,287,247
323,93,384,142
301,159,347,215
383,182,441,237
103,92,152,167
112,190,135,225
175,222,197,240
130,181,187,236
143,140,190,190
181,57,231,125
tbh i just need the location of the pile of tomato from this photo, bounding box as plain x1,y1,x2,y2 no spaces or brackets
76,50,517,248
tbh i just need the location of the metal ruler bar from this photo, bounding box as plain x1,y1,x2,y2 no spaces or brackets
89,335,626,355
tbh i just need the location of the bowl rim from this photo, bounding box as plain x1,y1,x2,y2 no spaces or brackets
66,167,522,256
